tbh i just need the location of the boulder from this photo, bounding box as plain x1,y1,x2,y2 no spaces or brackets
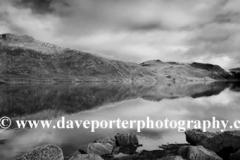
221,130,240,151
15,144,64,160
230,149,240,160
185,129,240,154
69,154,104,160
115,133,139,146
113,146,138,155
188,146,222,160
93,136,116,148
185,129,222,152
79,143,113,156
178,146,189,158
178,145,222,160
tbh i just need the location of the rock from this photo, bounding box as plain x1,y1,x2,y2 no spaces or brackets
178,146,189,158
69,154,104,160
79,143,113,156
221,130,240,151
119,146,138,155
115,133,139,146
230,149,240,160
139,150,168,159
93,136,116,148
15,144,64,160
112,147,120,154
185,129,240,153
113,146,138,155
113,143,187,160
158,156,184,160
179,145,222,160
188,146,222,160
185,129,222,151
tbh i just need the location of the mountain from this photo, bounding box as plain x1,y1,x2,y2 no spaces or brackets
190,62,231,79
0,33,237,84
0,33,156,83
140,60,232,81
230,68,240,80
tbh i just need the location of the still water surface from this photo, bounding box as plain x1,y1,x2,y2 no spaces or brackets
0,82,240,159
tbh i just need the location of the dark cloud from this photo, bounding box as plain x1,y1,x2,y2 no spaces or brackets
214,14,232,24
15,0,53,14
127,22,168,31
14,0,70,15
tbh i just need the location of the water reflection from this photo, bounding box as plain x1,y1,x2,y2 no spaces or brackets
0,82,239,160
0,82,231,119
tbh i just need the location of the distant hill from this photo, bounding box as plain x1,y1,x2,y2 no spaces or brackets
230,68,240,72
230,68,240,80
140,60,232,81
0,33,156,83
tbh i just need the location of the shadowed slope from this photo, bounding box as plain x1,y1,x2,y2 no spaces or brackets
0,33,156,83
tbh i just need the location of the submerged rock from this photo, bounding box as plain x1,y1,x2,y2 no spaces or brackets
179,145,222,160
15,144,64,160
69,154,104,160
79,143,113,156
115,133,139,146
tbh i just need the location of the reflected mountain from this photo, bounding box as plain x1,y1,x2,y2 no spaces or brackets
140,82,230,101
228,82,240,92
0,82,234,121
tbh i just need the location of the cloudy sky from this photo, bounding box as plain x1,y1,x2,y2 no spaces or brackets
0,0,240,69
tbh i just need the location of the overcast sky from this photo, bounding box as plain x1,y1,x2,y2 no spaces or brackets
0,0,240,69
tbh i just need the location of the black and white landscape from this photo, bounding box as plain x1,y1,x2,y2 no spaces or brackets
0,0,240,160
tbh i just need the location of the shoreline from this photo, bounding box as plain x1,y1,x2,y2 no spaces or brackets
13,129,240,160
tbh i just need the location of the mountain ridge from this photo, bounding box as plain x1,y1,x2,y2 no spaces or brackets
140,59,233,81
0,33,157,83
0,33,238,84
230,68,240,80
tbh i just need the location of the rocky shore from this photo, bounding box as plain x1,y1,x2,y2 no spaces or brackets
15,130,240,160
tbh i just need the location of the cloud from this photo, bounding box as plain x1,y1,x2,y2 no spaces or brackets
13,0,71,15
67,30,192,62
0,0,63,44
0,0,240,68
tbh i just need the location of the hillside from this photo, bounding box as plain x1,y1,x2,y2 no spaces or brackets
140,60,232,81
190,62,231,79
230,68,240,80
0,33,156,83
0,33,237,84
